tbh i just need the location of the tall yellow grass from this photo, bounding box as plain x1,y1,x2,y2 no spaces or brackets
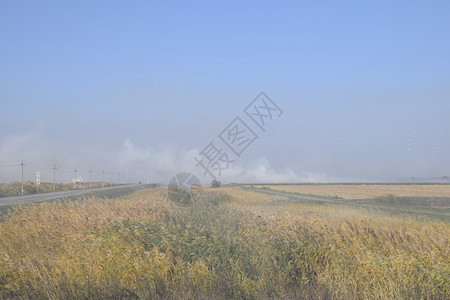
257,184,450,199
0,187,448,299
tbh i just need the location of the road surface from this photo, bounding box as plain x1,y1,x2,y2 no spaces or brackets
0,185,137,206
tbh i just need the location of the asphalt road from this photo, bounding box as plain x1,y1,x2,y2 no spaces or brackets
0,184,137,206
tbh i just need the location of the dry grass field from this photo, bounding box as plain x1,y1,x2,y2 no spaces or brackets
254,184,450,199
0,186,448,299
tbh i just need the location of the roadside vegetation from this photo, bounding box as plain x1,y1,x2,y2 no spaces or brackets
0,181,117,198
0,187,448,299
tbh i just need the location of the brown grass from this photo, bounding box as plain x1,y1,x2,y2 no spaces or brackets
0,186,448,299
254,184,450,199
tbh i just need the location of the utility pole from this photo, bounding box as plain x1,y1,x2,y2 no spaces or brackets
118,172,121,185
74,168,77,189
110,171,113,187
36,171,40,193
20,160,25,196
102,170,105,188
52,165,57,192
89,169,93,189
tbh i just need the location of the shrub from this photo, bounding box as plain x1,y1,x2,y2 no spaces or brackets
211,179,221,188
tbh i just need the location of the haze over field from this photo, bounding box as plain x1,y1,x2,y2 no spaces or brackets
1,1,449,184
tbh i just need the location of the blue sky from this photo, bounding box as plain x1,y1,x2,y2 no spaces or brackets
1,1,449,183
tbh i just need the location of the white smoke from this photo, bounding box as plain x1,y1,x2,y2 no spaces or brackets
116,139,339,184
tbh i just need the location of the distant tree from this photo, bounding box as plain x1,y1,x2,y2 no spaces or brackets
211,179,221,188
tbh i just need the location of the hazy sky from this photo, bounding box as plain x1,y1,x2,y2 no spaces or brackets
1,1,449,184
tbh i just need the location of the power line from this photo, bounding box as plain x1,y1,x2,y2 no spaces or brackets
0,164,18,168
0,160,20,164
